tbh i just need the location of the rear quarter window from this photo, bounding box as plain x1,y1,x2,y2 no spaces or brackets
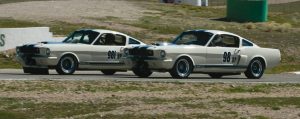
129,38,141,45
242,39,253,47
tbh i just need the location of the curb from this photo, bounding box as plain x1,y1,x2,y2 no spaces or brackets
292,72,300,75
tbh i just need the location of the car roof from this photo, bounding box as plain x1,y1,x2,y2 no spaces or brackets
185,29,259,46
76,29,129,36
187,29,240,37
75,29,146,45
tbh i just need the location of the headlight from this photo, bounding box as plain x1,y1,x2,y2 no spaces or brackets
16,47,20,54
46,48,51,56
147,50,154,56
160,50,166,58
123,48,129,56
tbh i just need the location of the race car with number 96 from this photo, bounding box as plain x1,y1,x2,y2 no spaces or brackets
16,29,145,75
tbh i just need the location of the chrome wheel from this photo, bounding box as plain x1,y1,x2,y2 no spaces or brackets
61,57,75,74
245,58,265,79
176,59,190,77
132,62,152,78
251,60,263,77
170,57,193,79
56,55,77,75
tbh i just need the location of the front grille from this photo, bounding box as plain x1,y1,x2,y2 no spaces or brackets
19,46,40,54
129,47,153,57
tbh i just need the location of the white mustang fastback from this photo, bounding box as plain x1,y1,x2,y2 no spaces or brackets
16,29,145,75
124,30,281,79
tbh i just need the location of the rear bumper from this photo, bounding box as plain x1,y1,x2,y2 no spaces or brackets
124,56,174,70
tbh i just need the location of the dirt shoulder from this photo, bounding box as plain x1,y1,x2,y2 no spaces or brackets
0,0,145,23
269,0,300,4
0,80,300,119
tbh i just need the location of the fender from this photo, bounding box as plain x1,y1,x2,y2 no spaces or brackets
249,55,267,68
173,54,195,67
59,52,80,63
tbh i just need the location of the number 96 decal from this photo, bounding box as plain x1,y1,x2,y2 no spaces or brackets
108,50,122,59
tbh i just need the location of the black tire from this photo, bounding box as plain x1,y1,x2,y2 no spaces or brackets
23,67,49,75
101,70,116,75
208,73,223,78
132,62,152,78
56,55,78,75
245,58,265,79
169,57,193,79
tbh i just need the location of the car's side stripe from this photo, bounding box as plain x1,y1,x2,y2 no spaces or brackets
195,65,248,68
81,61,125,65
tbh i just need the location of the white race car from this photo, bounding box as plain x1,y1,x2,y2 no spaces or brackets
16,29,145,75
124,30,281,79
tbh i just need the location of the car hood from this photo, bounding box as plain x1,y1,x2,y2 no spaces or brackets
19,42,91,51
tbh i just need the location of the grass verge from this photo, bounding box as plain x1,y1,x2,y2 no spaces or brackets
225,97,300,109
0,53,21,69
0,97,126,119
0,81,299,118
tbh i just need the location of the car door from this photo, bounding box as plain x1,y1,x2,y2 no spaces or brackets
205,34,242,72
88,33,126,69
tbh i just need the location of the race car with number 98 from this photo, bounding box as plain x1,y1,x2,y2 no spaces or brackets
123,30,281,79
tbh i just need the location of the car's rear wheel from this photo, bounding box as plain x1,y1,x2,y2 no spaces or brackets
56,55,78,75
132,62,152,78
101,70,116,75
245,58,265,79
169,57,193,79
208,73,223,78
23,67,49,75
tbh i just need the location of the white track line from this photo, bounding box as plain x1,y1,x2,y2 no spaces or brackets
294,72,300,75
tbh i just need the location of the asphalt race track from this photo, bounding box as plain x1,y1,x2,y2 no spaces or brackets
0,69,299,83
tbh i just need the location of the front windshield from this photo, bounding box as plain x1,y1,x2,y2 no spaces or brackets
172,31,213,46
63,30,99,44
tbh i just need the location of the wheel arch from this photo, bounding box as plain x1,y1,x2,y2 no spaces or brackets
59,52,80,64
173,54,195,67
249,56,267,69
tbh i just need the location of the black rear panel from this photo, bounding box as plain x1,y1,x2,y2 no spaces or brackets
129,47,153,57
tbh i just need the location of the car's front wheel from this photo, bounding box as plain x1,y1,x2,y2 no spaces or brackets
23,67,49,75
56,55,78,75
132,62,152,78
169,57,193,79
101,70,116,75
245,58,265,79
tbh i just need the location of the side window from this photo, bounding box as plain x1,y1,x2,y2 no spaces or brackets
242,39,253,47
80,31,99,44
210,34,239,48
82,35,90,44
209,35,221,47
94,33,114,45
129,38,141,45
114,34,126,46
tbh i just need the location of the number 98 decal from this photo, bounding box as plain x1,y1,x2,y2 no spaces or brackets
223,52,231,62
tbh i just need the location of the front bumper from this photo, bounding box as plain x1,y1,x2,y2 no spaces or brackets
16,54,58,68
124,56,174,70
